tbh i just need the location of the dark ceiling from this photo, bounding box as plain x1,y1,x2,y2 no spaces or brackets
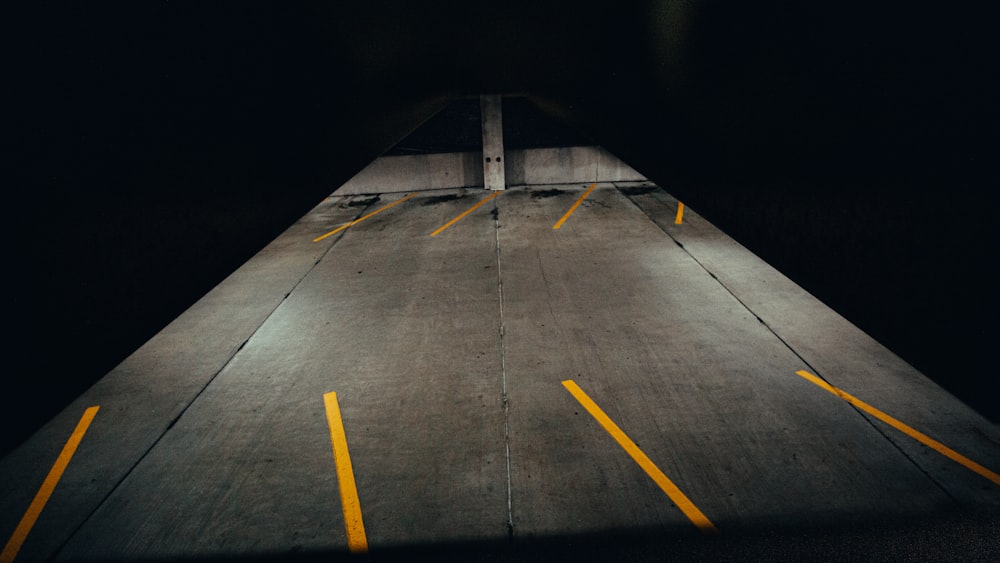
7,1,998,457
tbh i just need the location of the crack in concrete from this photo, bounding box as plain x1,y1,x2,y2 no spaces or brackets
535,248,557,323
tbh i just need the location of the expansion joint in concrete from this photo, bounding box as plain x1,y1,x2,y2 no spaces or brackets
493,198,514,540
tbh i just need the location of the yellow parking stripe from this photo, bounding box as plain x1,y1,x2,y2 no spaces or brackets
314,193,417,242
795,370,1000,486
323,392,368,553
2,406,100,563
553,184,598,230
430,191,501,237
562,380,719,534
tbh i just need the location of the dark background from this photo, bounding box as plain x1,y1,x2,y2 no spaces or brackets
7,1,998,459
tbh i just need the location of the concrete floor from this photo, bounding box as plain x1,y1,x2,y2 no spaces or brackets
3,183,998,562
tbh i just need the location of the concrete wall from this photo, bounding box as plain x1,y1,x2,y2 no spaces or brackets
335,146,646,194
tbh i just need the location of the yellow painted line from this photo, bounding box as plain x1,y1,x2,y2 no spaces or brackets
561,380,719,534
323,392,368,554
795,370,1000,486
313,193,417,242
2,406,99,563
552,183,598,230
430,191,501,237
675,202,685,224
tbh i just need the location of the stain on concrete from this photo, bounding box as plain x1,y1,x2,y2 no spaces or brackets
422,193,467,206
618,186,658,196
344,196,380,208
530,189,565,199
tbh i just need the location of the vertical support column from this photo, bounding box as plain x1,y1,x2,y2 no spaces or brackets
480,94,505,191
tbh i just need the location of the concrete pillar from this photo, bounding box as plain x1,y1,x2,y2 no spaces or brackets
480,95,505,190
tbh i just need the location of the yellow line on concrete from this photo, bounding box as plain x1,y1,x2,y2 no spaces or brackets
675,202,685,225
323,392,369,553
2,406,100,563
561,380,719,534
795,370,1000,486
553,184,598,230
314,193,417,242
430,191,501,237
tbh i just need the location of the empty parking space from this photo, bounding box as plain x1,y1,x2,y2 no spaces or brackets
497,184,979,538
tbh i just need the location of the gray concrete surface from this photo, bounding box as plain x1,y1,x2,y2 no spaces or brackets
336,147,646,195
336,152,484,194
505,146,646,186
2,185,997,561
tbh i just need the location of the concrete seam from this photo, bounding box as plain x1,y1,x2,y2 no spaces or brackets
48,195,372,558
618,186,960,505
494,198,515,541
